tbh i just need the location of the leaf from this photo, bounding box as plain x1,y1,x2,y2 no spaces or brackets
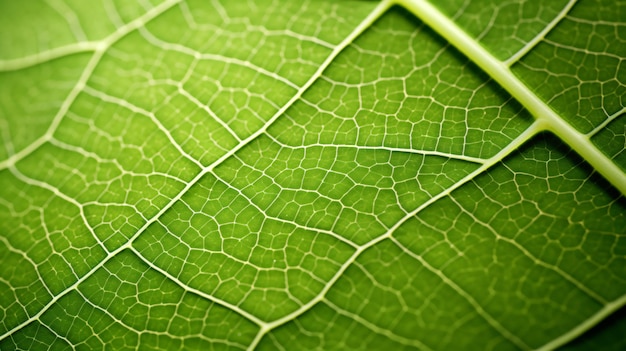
0,0,624,350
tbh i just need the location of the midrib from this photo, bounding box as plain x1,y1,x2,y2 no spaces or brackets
398,0,626,196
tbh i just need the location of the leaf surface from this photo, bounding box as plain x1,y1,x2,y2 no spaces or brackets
1,0,625,350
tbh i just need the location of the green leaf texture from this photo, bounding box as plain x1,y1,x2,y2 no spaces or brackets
0,0,624,350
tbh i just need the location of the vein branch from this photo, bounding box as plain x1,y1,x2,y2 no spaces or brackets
0,43,100,72
586,107,625,138
504,0,577,66
0,0,394,343
0,0,184,171
537,294,626,351
397,0,626,196
251,123,542,349
128,246,268,327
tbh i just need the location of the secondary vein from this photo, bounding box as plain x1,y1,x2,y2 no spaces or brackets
397,0,626,196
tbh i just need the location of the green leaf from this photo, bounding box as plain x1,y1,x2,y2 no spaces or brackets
1,0,624,350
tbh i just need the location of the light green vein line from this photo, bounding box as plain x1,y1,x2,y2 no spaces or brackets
245,2,396,349
447,193,607,305
0,0,394,344
8,165,108,253
249,122,542,351
264,134,487,164
0,0,188,342
45,0,88,42
128,247,267,327
210,170,360,249
138,26,301,90
72,286,249,349
587,107,625,138
389,237,530,350
80,85,205,169
0,0,185,172
0,42,100,72
0,236,55,298
504,0,577,66
0,156,206,343
537,294,626,351
397,0,626,348
398,0,626,196
323,297,435,351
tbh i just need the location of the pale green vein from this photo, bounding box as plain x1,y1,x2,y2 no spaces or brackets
44,0,88,42
264,134,487,164
398,0,626,348
0,163,205,342
504,0,577,66
81,85,205,169
245,1,396,348
0,0,393,343
543,38,625,60
0,236,54,298
587,107,625,137
248,122,542,350
8,165,107,253
48,138,188,183
0,0,184,171
72,287,248,349
36,323,73,350
447,192,607,305
138,26,301,90
397,0,626,197
537,294,626,351
2,0,623,349
128,247,267,328
389,236,529,350
179,0,335,50
0,42,100,72
174,73,244,142
323,297,434,351
210,170,360,249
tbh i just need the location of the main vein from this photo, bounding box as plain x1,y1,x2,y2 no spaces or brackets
396,0,626,349
397,0,625,196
